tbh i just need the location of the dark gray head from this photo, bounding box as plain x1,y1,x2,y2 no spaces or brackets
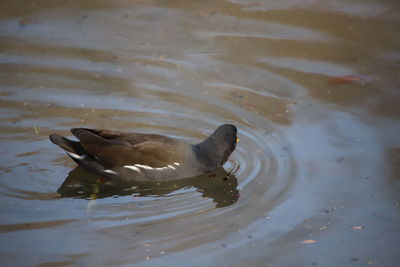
193,124,238,172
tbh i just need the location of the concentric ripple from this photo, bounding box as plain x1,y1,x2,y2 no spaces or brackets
0,39,297,257
64,101,298,257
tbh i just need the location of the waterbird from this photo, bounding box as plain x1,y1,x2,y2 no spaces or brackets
49,124,237,182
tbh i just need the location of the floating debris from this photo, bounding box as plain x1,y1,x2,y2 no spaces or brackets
351,226,365,230
33,127,40,135
323,208,336,214
301,239,317,244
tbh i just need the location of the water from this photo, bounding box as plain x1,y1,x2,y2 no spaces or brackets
1,1,399,266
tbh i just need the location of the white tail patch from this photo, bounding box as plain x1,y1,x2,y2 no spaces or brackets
67,151,85,160
103,169,117,175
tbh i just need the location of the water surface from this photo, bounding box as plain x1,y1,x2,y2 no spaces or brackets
0,0,399,266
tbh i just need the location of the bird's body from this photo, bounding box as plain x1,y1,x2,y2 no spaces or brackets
50,124,237,182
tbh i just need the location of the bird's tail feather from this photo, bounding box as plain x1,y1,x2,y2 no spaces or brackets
50,134,111,176
49,134,85,155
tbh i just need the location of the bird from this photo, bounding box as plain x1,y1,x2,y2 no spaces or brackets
49,124,238,182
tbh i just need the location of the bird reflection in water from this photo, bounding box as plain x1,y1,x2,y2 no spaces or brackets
57,167,240,208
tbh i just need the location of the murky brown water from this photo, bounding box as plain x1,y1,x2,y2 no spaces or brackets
1,0,400,266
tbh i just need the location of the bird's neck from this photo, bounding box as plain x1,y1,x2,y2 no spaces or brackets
192,136,226,172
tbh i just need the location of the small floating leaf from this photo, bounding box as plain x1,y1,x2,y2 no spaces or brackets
351,225,365,230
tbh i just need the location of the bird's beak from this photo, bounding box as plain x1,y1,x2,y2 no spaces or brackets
236,137,240,143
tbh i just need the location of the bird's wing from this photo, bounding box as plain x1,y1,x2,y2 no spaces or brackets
70,128,180,168
72,128,174,145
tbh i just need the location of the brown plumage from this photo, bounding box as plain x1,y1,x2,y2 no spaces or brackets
50,124,237,182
